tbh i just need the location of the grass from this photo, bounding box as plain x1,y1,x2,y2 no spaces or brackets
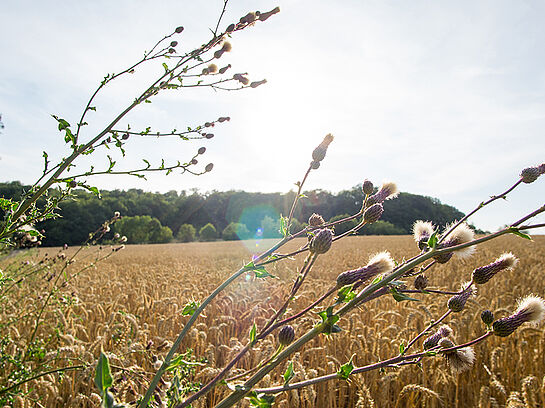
2,235,545,407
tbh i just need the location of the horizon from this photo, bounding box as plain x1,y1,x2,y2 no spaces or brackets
1,1,544,233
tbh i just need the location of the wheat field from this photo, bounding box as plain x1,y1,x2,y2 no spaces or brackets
2,235,545,407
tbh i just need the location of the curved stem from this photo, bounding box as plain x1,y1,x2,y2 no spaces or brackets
0,365,85,395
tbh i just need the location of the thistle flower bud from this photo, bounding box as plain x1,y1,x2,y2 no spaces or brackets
306,214,323,228
240,12,257,24
310,161,320,169
362,179,374,195
447,283,475,312
175,26,184,33
278,325,295,346
218,116,230,122
413,221,435,250
367,182,399,205
309,228,333,254
311,133,334,162
472,252,518,284
336,252,394,287
233,74,249,85
69,180,77,188
214,50,224,59
414,274,428,291
363,203,383,224
205,163,214,172
226,23,236,32
114,211,121,218
198,147,206,155
204,122,213,127
520,166,541,183
219,65,231,74
250,79,267,88
122,133,129,140
258,7,280,21
168,48,176,54
170,41,178,47
423,325,452,350
481,310,494,326
191,158,198,165
538,163,545,174
493,295,545,337
205,133,214,139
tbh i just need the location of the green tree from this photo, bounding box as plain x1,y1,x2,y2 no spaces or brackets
114,215,172,244
361,220,405,235
222,222,250,241
261,215,282,238
199,223,217,241
177,224,196,242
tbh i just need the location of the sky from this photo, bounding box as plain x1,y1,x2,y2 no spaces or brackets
1,0,544,233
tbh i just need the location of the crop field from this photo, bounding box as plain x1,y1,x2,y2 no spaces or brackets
2,235,545,407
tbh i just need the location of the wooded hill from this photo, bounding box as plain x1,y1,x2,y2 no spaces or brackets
0,182,466,246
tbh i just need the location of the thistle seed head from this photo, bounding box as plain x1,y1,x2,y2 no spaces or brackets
362,179,374,195
309,228,333,254
472,252,518,284
438,337,455,349
311,133,334,162
207,64,218,73
278,325,295,346
520,166,541,183
308,213,325,227
447,283,476,312
413,220,435,248
481,310,494,326
436,222,476,262
445,346,475,374
336,252,393,287
538,163,545,174
493,295,545,337
367,182,399,205
258,6,280,21
221,41,232,52
414,274,428,291
363,203,384,224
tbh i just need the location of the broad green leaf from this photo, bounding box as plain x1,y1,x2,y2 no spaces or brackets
247,391,275,408
254,266,276,279
283,361,295,386
95,352,113,396
399,341,406,355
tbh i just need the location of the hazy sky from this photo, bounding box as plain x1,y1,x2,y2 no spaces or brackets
1,0,544,233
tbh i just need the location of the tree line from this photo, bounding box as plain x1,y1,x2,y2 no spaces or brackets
0,181,467,246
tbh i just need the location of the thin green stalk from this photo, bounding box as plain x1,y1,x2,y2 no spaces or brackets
0,365,85,396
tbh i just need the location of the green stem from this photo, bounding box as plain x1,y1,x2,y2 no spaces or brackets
0,365,85,395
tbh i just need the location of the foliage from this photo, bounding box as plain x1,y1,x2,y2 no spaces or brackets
222,222,250,241
199,223,217,241
177,223,196,242
260,215,282,239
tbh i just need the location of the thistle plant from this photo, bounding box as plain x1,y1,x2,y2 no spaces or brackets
113,134,544,408
0,1,279,250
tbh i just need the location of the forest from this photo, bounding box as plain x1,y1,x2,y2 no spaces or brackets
0,181,467,245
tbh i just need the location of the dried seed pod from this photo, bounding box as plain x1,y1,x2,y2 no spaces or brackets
308,213,325,227
414,274,428,291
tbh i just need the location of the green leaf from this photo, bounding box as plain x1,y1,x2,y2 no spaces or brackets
166,354,206,372
336,285,356,304
247,392,275,408
337,355,355,380
279,215,288,237
427,232,438,249
399,341,406,355
390,287,419,302
283,361,294,386
508,227,532,241
181,300,200,316
162,62,169,73
254,266,276,279
249,323,257,344
95,352,113,396
371,275,384,285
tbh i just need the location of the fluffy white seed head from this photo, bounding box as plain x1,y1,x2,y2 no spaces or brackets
413,220,435,242
367,251,395,275
515,295,545,324
443,222,475,259
379,181,399,200
448,346,475,374
497,252,518,270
